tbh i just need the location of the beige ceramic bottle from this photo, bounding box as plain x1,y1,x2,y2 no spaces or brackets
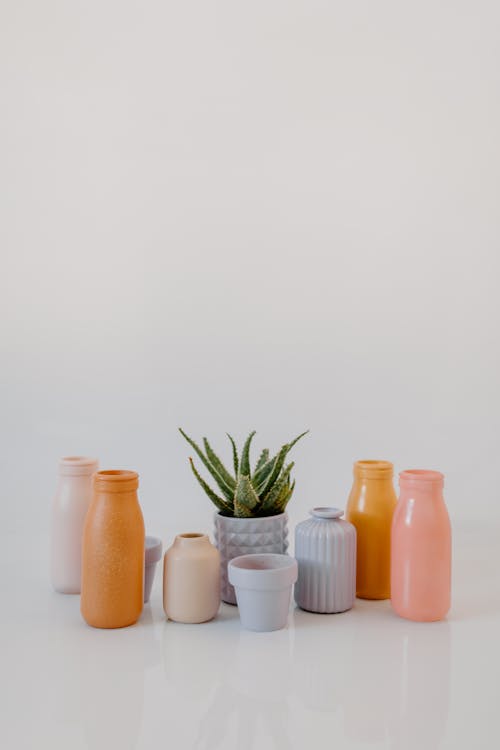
163,533,220,623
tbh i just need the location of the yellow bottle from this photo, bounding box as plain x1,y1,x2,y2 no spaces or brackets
346,460,397,600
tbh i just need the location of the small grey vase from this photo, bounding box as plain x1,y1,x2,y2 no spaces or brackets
295,507,356,614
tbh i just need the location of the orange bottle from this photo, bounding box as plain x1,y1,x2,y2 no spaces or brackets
81,470,145,628
345,460,397,599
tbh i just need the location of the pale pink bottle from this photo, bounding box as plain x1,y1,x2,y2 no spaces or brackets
391,470,451,622
50,456,98,594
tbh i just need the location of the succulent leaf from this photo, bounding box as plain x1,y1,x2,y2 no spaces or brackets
254,430,308,495
203,437,236,490
254,448,269,476
252,455,276,492
179,428,234,501
239,431,256,478
255,442,290,497
288,430,310,450
188,458,233,515
226,434,239,477
259,462,295,513
275,478,295,514
180,429,307,518
234,474,260,518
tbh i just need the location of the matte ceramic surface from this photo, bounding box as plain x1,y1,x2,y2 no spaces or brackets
391,470,452,622
228,553,298,631
214,512,289,604
163,533,220,623
81,470,145,629
50,456,98,594
295,507,356,613
144,536,162,604
345,460,397,600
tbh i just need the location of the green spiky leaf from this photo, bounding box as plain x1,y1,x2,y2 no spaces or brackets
234,474,260,518
288,430,309,449
226,433,239,477
180,429,307,518
254,448,269,476
188,458,233,515
275,478,295,514
255,442,290,497
203,437,236,489
239,431,256,478
254,431,308,496
179,428,234,501
260,462,295,513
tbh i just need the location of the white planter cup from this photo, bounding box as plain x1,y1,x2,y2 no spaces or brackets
228,553,298,632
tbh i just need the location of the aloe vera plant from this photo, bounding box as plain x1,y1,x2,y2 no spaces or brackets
179,429,308,518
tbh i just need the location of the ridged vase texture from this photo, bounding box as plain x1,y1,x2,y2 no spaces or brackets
295,510,356,614
214,512,289,604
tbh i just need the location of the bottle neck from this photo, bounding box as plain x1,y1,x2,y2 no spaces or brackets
399,483,444,500
93,470,139,494
59,456,98,478
399,470,444,499
353,460,394,483
174,533,210,548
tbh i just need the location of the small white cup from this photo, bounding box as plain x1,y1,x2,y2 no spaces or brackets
228,553,298,632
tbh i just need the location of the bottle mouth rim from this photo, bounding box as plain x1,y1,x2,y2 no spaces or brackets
96,470,138,480
59,456,98,476
399,469,444,484
310,507,343,519
354,460,393,478
94,470,139,491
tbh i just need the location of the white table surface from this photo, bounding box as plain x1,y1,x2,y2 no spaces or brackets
3,522,499,750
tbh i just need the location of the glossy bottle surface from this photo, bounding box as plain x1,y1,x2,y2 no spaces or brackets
50,456,98,594
81,470,145,629
163,533,220,623
391,470,451,622
345,460,397,600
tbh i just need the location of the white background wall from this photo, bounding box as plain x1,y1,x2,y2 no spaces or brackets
2,1,499,544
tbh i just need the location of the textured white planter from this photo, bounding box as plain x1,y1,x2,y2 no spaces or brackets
214,512,289,604
228,554,298,632
295,507,356,613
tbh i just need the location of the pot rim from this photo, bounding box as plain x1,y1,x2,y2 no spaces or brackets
228,553,298,591
214,511,287,523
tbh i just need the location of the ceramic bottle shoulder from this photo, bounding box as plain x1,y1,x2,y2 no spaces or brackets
393,492,450,530
295,517,355,540
167,538,219,562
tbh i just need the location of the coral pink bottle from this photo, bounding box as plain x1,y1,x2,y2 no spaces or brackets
391,470,451,622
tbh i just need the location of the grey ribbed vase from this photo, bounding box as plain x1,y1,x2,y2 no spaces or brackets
214,512,289,604
295,507,356,614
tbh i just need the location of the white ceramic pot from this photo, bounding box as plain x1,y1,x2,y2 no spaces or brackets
214,512,289,604
228,553,298,632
